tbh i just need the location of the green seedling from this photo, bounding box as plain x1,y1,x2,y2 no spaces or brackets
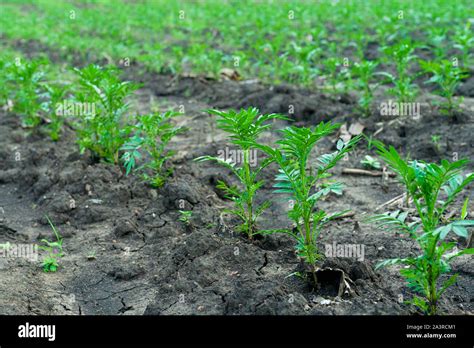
431,134,442,153
1,0,472,88
361,155,381,169
73,64,139,163
368,141,474,315
323,57,342,92
178,210,193,225
365,134,376,150
253,123,361,281
0,57,11,107
86,250,97,261
379,40,419,103
286,43,322,85
43,83,69,141
420,59,468,116
426,27,448,59
195,107,287,240
7,58,47,128
39,216,64,272
352,60,379,116
347,29,368,60
453,22,474,67
121,111,185,187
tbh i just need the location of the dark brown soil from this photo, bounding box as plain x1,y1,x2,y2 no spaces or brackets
0,39,473,315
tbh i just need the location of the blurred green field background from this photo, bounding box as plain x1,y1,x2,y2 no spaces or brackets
1,0,473,85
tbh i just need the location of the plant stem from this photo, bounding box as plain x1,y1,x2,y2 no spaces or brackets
312,268,318,287
426,233,439,315
304,213,311,249
244,148,254,239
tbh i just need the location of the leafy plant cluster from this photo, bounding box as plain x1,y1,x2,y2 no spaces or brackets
197,108,361,281
2,1,472,119
1,55,473,313
199,108,473,315
72,64,139,163
419,59,469,116
0,56,71,138
368,142,474,315
1,1,473,314
0,57,185,188
72,64,185,184
121,111,186,187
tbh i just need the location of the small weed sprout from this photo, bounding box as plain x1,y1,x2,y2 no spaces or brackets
360,155,381,169
431,134,442,153
253,123,360,281
87,250,97,261
39,216,64,272
73,64,139,163
195,107,288,240
420,59,468,117
178,210,193,225
365,134,375,150
121,111,185,187
368,141,474,315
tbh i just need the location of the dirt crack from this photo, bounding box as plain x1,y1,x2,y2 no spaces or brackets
118,297,134,314
256,253,269,274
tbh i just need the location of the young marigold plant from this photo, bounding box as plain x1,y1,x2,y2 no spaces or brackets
6,58,47,128
43,83,69,141
121,111,185,187
0,57,11,107
195,107,288,240
453,22,474,67
2,58,69,140
323,57,341,92
352,60,379,117
380,40,419,103
368,141,474,315
73,64,139,163
253,123,361,281
419,59,468,117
